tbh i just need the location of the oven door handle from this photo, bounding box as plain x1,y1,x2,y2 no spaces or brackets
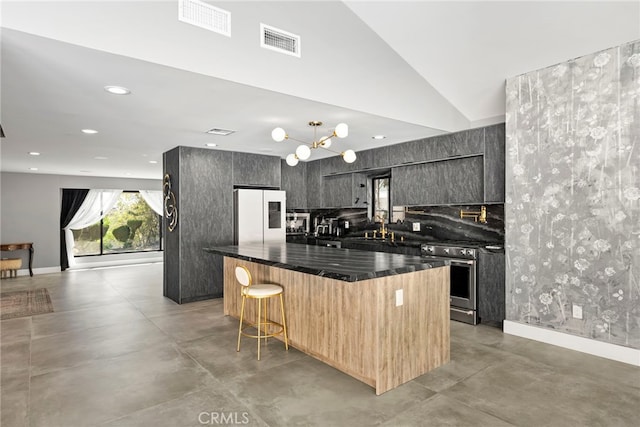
421,256,475,265
451,307,475,315
449,260,475,265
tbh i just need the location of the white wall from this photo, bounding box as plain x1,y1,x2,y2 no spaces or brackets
0,172,162,272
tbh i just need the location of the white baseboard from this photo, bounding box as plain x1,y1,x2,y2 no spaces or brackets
6,258,163,276
70,256,163,270
12,266,61,276
504,320,640,366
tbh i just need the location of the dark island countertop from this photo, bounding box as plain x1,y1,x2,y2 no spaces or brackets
204,242,446,282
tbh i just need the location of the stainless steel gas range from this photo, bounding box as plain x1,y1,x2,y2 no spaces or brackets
421,243,478,325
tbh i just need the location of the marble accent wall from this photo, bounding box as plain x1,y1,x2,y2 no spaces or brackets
505,40,640,349
400,204,504,243
302,205,503,244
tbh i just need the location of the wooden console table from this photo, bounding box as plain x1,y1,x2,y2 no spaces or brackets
0,243,34,276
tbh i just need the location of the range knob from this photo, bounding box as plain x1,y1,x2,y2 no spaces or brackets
444,248,450,254
460,249,467,256
426,246,434,252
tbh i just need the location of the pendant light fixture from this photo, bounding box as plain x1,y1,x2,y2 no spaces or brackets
272,121,356,166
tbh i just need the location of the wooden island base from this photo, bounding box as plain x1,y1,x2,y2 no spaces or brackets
223,257,450,395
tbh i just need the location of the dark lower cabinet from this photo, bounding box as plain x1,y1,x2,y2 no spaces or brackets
478,250,505,327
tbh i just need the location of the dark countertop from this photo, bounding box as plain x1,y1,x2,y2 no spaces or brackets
204,242,446,282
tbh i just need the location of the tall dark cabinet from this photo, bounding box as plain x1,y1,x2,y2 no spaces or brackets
163,147,281,303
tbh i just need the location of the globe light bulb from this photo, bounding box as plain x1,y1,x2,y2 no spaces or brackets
296,144,311,160
272,127,286,142
342,149,356,163
334,123,349,138
286,153,299,166
322,138,332,148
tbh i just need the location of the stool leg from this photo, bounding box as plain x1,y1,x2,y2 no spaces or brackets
237,295,246,352
257,297,262,360
263,299,268,344
280,294,289,350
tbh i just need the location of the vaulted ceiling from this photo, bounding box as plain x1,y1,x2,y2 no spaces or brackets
1,1,638,179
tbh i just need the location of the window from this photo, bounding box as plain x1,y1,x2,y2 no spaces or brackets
372,176,390,223
72,191,161,256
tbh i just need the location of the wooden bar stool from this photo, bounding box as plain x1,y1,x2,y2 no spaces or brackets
235,266,288,360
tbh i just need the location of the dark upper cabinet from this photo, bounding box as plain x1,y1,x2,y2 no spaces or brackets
350,146,391,171
322,174,353,208
484,124,505,203
388,128,484,165
319,172,369,208
321,155,348,175
306,160,323,208
298,123,504,208
392,162,446,206
281,160,307,209
392,156,483,206
232,152,281,188
445,156,484,204
352,172,368,207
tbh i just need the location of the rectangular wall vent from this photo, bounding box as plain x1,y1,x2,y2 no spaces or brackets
178,0,231,37
260,23,301,58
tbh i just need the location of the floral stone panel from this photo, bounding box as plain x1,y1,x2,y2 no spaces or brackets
505,40,640,349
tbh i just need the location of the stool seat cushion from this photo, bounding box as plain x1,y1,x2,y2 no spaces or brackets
244,284,283,297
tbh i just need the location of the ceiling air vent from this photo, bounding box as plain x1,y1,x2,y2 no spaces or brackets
178,0,231,37
206,128,235,136
260,24,301,58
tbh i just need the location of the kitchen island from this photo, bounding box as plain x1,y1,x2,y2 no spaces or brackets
204,242,450,395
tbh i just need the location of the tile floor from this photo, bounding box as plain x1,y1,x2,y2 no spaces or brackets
1,263,638,426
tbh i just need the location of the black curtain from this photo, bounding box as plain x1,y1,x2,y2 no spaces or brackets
60,189,89,271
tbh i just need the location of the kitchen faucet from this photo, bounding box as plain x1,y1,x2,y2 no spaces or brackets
374,215,388,239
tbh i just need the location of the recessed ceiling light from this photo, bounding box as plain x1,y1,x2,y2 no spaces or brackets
80,170,92,173
104,85,131,95
29,152,40,156
125,172,132,176
206,128,235,136
205,143,218,147
149,160,158,164
94,156,108,160
372,135,386,140
82,129,98,134
29,167,38,171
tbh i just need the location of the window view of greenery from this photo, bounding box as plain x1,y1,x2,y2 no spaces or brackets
72,192,161,256
373,177,390,223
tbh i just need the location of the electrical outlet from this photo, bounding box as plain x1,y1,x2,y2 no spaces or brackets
412,222,420,232
395,289,403,306
572,304,583,320
344,221,349,229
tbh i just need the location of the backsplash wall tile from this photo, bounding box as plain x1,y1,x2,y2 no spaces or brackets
505,40,640,349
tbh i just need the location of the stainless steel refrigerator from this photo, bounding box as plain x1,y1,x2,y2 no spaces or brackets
233,189,286,244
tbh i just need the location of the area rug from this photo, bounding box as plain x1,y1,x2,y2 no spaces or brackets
0,288,54,320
